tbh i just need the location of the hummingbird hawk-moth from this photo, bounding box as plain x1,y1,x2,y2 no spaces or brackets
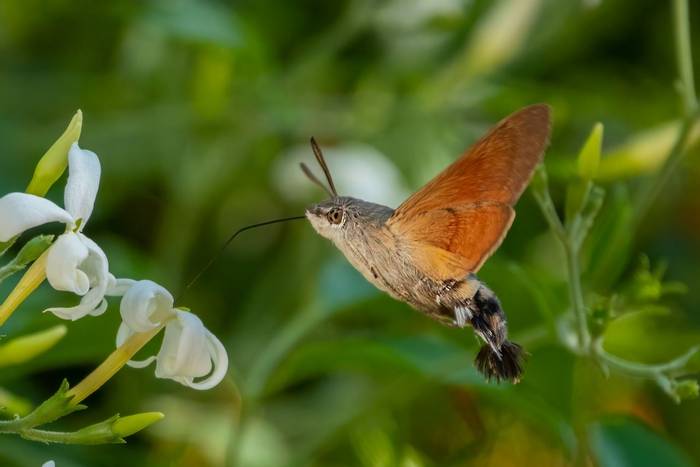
303,104,551,383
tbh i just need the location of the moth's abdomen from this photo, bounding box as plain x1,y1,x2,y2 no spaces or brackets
436,278,525,383
469,286,507,347
468,285,525,383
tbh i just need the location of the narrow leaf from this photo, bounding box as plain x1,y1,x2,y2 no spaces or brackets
0,235,53,284
0,325,67,368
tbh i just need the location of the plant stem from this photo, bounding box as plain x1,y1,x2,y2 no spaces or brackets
673,0,697,117
637,0,698,222
66,326,162,405
592,337,698,377
532,190,567,243
563,243,590,350
529,0,699,401
532,184,591,351
18,428,111,444
0,251,48,327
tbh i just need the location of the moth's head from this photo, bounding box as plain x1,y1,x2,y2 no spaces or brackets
305,197,352,240
305,196,391,242
301,138,391,243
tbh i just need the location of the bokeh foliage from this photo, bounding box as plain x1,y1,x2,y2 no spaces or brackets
1,0,700,465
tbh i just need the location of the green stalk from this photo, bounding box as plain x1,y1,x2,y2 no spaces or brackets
532,170,591,351
637,0,698,222
563,243,590,350
592,339,698,376
673,0,697,117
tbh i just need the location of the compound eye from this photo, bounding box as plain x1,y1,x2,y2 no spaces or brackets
327,208,343,225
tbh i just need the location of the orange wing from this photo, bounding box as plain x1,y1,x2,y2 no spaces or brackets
387,104,551,280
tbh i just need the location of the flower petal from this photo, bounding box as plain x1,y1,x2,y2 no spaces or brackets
120,280,175,332
78,234,109,283
46,232,90,294
45,234,111,320
154,310,228,389
44,296,104,321
64,143,101,227
116,322,157,368
88,298,108,317
186,329,229,390
155,311,211,380
106,276,136,297
45,287,108,320
0,193,73,242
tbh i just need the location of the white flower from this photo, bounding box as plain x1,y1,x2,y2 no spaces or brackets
115,280,228,390
0,143,111,320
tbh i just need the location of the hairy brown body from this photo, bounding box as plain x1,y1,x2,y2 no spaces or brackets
333,201,475,324
309,198,513,376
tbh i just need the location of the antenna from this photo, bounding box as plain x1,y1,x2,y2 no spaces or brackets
300,162,334,197
309,137,338,196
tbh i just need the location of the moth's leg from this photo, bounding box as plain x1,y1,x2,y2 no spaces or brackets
454,305,472,327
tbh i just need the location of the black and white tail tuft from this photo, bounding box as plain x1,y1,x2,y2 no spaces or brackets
469,284,526,383
474,340,525,383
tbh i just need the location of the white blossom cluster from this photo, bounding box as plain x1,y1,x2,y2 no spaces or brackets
0,144,227,390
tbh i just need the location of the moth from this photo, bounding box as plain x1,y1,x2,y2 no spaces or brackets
303,104,551,382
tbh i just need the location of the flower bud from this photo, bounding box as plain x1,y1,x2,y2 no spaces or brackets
111,412,164,438
577,122,603,180
26,110,82,196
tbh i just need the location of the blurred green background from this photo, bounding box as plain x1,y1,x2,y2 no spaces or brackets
2,0,700,465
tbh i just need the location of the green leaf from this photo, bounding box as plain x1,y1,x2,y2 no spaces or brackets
14,235,53,264
0,235,54,284
0,388,32,417
0,237,16,258
0,325,67,368
7,380,86,430
589,417,694,467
